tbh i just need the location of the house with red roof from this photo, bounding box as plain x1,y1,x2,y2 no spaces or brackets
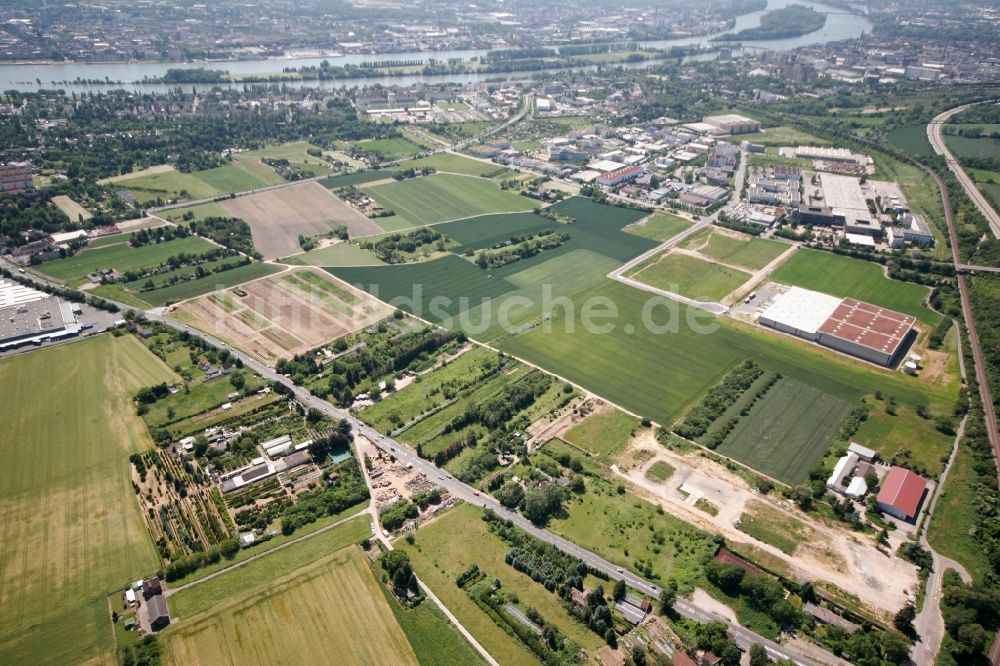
876,467,928,521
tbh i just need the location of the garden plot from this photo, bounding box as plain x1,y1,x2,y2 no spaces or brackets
175,267,391,364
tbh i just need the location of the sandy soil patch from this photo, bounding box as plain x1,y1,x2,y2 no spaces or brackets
691,588,738,624
116,216,169,231
222,181,382,260
614,432,918,617
175,267,391,364
98,164,174,184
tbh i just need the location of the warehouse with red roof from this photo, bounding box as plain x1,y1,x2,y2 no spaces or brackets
876,467,929,521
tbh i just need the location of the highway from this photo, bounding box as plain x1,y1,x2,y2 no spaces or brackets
927,103,1000,239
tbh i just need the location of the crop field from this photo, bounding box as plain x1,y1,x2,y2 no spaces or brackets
886,125,935,158
769,248,937,324
175,267,391,364
630,251,751,301
163,546,418,666
443,212,556,252
396,153,507,177
363,174,536,227
0,335,175,665
283,241,386,267
37,235,216,282
715,378,853,484
136,262,282,307
622,212,691,241
51,194,92,221
399,504,603,665
192,163,277,192
221,181,382,260
562,406,637,457
682,227,789,270
321,170,393,189
944,133,1000,160
500,280,941,427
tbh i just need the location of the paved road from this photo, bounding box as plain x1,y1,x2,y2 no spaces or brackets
927,103,1000,239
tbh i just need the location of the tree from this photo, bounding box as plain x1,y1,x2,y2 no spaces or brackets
894,604,916,635
613,578,627,601
954,623,987,657
497,481,525,509
880,629,911,664
630,645,647,666
749,643,769,666
229,372,245,390
522,484,564,525
659,581,677,615
306,407,324,424
604,627,618,648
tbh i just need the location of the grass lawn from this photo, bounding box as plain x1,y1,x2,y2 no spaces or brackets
159,201,229,223
622,212,691,241
137,262,282,306
163,544,417,666
142,370,264,430
88,283,155,309
715,378,852,485
355,136,429,160
646,461,676,482
769,248,938,325
630,251,750,301
361,347,497,434
397,153,505,177
192,163,275,192
927,443,992,582
544,461,718,592
735,501,814,555
399,503,604,665
283,241,386,266
852,399,954,478
115,166,221,200
364,174,535,227
37,235,216,282
684,228,789,270
0,334,176,665
563,407,637,458
378,573,488,666
755,125,831,146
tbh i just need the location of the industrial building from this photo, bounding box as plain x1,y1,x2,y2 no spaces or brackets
757,286,916,366
876,467,929,521
596,165,643,187
887,213,934,248
0,281,80,350
701,114,761,135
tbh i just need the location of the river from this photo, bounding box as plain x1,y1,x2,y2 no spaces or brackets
0,0,870,94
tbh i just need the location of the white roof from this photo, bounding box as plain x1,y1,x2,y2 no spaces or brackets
125,589,136,603
759,286,842,334
846,477,868,497
847,442,877,460
50,230,87,244
826,453,857,487
845,233,876,247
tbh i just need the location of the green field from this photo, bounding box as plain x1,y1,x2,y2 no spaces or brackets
684,228,789,270
192,163,277,192
397,153,506,177
164,545,418,666
320,170,393,189
115,167,222,200
399,503,603,665
927,443,992,582
715,378,853,484
38,235,216,282
755,125,831,146
769,248,938,325
622,212,691,241
500,280,943,428
364,174,536,227
646,460,676,482
443,212,556,253
735,501,812,555
159,201,229,223
630,252,750,301
886,125,935,158
852,399,954,478
944,133,1000,160
562,407,637,457
0,335,176,665
354,136,428,160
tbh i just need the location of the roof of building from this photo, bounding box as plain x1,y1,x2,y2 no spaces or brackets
759,286,843,334
846,476,868,498
848,442,878,460
827,452,858,487
0,295,76,346
804,603,860,633
818,298,915,358
672,653,699,666
877,466,928,519
146,593,169,621
615,601,646,625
